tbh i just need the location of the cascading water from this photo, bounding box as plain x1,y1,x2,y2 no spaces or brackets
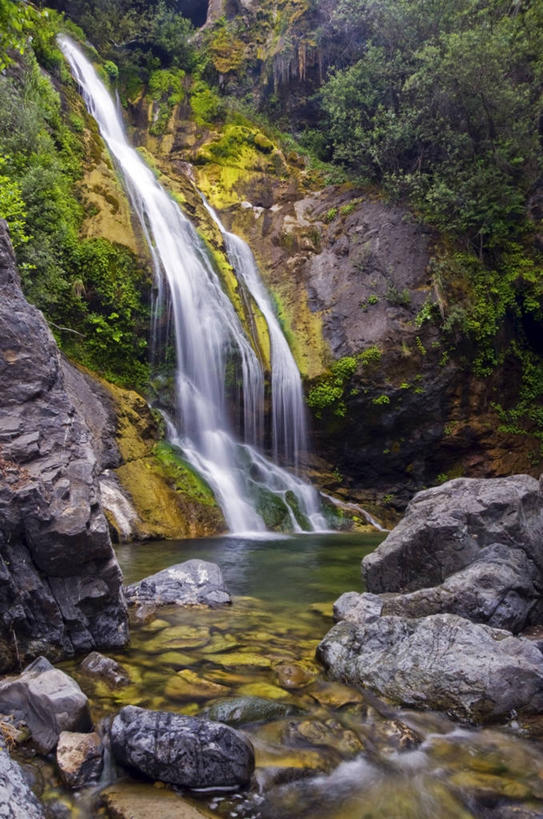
201,199,308,469
59,36,327,533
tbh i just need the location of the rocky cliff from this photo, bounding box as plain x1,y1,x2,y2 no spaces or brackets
0,221,128,671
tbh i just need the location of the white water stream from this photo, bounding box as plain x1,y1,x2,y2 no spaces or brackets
60,36,326,533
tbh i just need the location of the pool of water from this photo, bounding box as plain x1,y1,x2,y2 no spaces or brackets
49,533,543,818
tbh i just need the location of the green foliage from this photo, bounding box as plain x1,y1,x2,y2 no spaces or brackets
323,207,338,223
372,394,390,406
190,79,221,126
307,355,359,418
104,60,119,80
385,283,411,307
148,67,185,134
0,155,29,248
319,0,542,251
0,0,30,70
358,345,382,367
0,39,150,390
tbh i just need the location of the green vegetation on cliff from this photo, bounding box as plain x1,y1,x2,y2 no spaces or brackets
0,6,150,389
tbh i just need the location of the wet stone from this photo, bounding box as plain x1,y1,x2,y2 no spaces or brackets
275,662,317,690
201,696,300,726
164,670,230,701
56,731,103,789
110,705,255,789
79,652,130,688
101,782,214,818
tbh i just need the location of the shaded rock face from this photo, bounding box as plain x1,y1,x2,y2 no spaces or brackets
317,615,543,723
320,474,543,723
0,745,44,818
110,705,255,789
0,223,128,671
0,657,91,753
216,185,536,506
124,559,232,609
363,475,543,595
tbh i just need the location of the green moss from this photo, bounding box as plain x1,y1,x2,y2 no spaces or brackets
190,80,221,126
154,441,217,507
148,68,185,136
323,207,338,223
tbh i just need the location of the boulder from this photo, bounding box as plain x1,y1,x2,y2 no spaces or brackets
0,745,44,818
317,614,543,723
124,560,231,609
110,706,254,789
0,222,128,671
0,657,91,753
339,544,542,633
56,731,103,789
362,475,543,594
79,652,130,688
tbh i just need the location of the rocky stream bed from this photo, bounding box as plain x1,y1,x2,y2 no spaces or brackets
3,518,543,819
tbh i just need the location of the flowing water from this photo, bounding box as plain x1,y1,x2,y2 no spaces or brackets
45,532,543,818
59,36,325,535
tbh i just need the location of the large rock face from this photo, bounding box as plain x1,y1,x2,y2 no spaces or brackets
319,474,543,722
363,475,543,594
0,222,128,670
110,706,255,789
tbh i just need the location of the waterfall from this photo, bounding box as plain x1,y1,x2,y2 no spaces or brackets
59,36,326,534
201,199,308,469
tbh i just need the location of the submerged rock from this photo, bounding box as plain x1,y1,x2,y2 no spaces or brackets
202,696,300,726
110,705,254,788
0,657,91,753
79,651,130,688
317,614,543,722
0,222,128,671
362,475,543,595
124,560,231,609
0,745,44,818
101,782,213,818
56,731,103,789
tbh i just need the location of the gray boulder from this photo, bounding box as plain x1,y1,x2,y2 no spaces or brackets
317,614,543,723
363,475,543,594
0,657,91,753
110,705,254,788
339,544,542,633
0,745,44,818
0,222,128,671
124,560,231,609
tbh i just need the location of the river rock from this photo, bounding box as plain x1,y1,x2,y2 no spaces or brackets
363,475,543,594
110,705,254,788
0,657,91,753
0,745,44,818
317,614,543,722
79,651,130,688
124,560,231,609
202,696,300,726
0,222,128,672
338,543,541,634
101,782,214,818
56,731,103,789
